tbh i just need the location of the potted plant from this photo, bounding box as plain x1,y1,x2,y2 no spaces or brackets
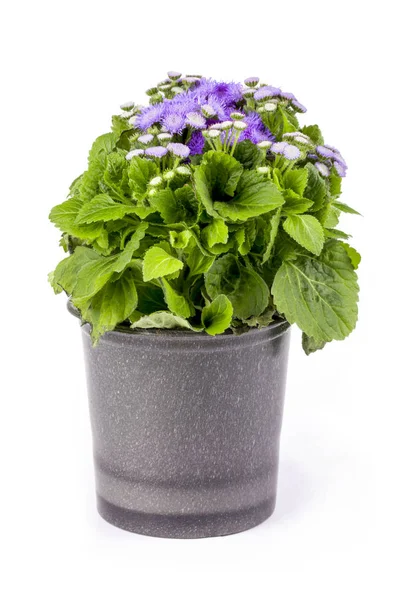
49,72,360,538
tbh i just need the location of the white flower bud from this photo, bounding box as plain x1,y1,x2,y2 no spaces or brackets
233,121,247,131
149,176,163,187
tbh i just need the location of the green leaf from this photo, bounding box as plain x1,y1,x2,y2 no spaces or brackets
324,228,350,240
49,197,104,241
202,218,229,248
229,265,270,319
283,168,308,196
333,201,362,216
150,184,198,225
89,132,118,158
201,295,233,335
169,230,192,249
320,204,340,228
262,209,281,264
79,133,118,203
205,254,269,319
214,171,284,222
131,311,202,331
111,114,130,137
282,188,314,215
329,171,342,198
235,219,257,255
75,194,136,224
142,244,183,281
161,278,193,318
204,254,240,297
283,214,325,255
193,151,243,217
186,244,215,276
128,156,158,201
233,140,264,170
272,240,359,342
103,152,130,199
52,223,147,303
342,243,361,269
302,333,326,355
302,124,324,145
304,163,326,212
135,284,167,314
80,269,138,344
243,307,275,328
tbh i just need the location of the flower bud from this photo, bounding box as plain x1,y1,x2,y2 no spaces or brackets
220,121,233,130
201,104,217,117
244,77,259,88
233,121,247,131
230,111,245,120
176,165,191,176
257,141,272,149
167,71,182,80
120,101,135,111
149,93,163,105
208,129,222,139
149,176,163,187
257,166,270,174
138,134,154,145
163,170,176,181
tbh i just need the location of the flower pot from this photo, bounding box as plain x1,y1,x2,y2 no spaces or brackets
68,302,291,538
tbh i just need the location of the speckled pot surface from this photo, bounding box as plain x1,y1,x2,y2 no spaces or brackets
68,303,291,538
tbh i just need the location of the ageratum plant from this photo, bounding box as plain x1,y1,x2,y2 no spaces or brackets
49,72,360,353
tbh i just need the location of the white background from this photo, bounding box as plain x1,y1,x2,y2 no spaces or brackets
1,1,399,598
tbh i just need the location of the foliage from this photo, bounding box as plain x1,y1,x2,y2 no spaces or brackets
49,73,360,352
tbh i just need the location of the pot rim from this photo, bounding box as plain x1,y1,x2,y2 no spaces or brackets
67,300,290,350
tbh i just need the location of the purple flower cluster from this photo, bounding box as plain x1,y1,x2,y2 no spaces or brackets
127,73,347,177
313,144,348,178
254,85,307,113
136,77,274,153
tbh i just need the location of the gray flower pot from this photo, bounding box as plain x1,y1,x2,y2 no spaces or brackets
68,302,291,538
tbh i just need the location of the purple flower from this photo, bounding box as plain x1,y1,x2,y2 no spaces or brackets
205,94,229,120
145,146,168,158
283,144,301,160
241,111,274,144
136,103,165,130
316,145,336,159
167,142,191,158
280,91,296,100
195,79,242,104
315,162,330,177
186,111,206,129
271,142,288,155
322,144,347,167
188,130,205,155
291,99,307,113
324,144,340,153
334,161,347,177
254,86,282,100
162,110,186,134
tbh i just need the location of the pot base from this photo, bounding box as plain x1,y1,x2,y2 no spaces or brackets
97,494,276,539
